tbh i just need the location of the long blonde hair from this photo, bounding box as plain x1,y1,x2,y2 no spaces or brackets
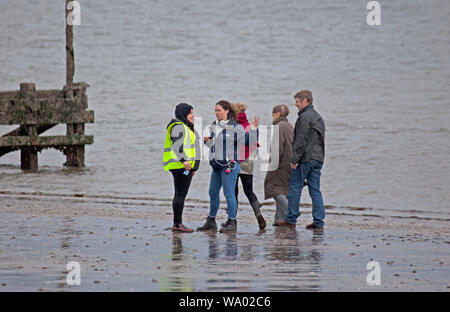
231,102,247,115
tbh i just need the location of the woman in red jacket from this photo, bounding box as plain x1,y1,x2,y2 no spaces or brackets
231,103,266,229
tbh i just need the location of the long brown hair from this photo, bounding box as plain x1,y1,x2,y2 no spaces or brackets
216,100,237,120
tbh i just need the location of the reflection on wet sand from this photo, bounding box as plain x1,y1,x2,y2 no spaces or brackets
207,232,242,261
1,210,448,291
205,232,251,291
57,216,76,289
157,227,325,291
225,233,238,260
177,228,326,291
266,227,301,261
208,233,219,260
159,233,193,292
263,228,324,291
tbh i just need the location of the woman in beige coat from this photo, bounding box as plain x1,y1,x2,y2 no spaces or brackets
264,104,294,225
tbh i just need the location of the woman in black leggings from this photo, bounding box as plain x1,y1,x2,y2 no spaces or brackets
170,169,194,231
232,103,266,229
163,103,200,232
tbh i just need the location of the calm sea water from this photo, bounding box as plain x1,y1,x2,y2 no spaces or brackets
1,0,449,220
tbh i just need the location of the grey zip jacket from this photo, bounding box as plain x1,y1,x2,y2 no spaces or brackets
291,104,325,164
205,119,258,165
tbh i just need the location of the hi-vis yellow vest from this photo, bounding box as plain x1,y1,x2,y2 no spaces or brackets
163,122,196,171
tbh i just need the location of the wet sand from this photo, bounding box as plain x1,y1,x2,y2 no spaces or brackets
0,192,449,292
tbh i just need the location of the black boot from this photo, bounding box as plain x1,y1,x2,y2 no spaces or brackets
220,219,237,233
250,201,266,229
221,210,238,227
197,216,217,231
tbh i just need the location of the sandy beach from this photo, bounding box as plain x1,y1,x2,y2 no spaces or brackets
1,0,450,295
0,191,448,292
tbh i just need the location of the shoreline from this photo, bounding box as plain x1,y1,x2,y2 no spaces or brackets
1,190,449,235
0,193,449,291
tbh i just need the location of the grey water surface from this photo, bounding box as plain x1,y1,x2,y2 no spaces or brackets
1,0,449,221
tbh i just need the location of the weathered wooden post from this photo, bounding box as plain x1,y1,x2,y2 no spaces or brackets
64,0,85,167
19,83,38,170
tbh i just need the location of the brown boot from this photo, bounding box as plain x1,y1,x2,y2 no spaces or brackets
305,223,324,230
250,201,266,229
172,224,194,233
273,220,296,228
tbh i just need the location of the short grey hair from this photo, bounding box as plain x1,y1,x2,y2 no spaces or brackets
272,104,289,117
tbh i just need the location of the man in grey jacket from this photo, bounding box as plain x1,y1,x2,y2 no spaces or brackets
275,90,326,230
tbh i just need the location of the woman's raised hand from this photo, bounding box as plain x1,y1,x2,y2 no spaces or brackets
251,116,259,129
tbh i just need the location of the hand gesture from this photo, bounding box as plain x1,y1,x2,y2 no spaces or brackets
251,117,259,129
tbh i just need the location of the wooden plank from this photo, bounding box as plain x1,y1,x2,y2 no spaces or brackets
1,124,56,137
64,82,89,98
0,124,57,157
0,97,86,112
0,91,19,100
34,90,65,99
0,135,94,147
0,109,94,125
1,90,71,100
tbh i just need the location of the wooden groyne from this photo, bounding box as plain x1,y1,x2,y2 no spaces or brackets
0,1,94,170
0,82,94,169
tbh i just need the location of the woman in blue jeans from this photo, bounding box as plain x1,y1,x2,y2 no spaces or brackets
197,100,259,233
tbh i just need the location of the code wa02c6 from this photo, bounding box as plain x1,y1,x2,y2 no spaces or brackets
222,296,271,307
